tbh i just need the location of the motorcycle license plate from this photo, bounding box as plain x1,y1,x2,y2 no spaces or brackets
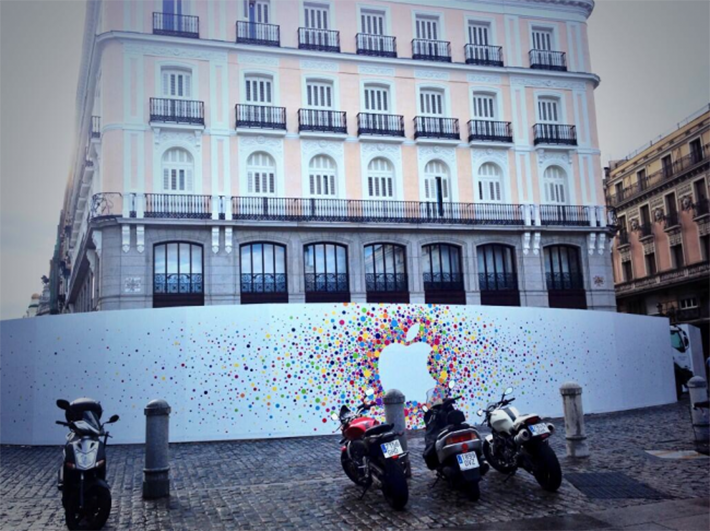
381,440,404,459
529,423,550,436
456,452,479,471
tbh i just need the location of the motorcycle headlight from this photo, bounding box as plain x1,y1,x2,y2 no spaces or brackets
74,441,99,470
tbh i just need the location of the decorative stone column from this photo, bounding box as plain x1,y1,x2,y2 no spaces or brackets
559,382,590,458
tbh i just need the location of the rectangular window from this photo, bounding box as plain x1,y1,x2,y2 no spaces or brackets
304,3,329,29
671,244,684,268
415,15,439,40
420,89,444,116
680,297,698,310
306,81,333,109
468,22,490,45
364,85,389,113
245,76,273,105
361,9,385,35
701,235,710,262
537,97,559,123
640,204,651,226
645,253,657,276
472,94,496,120
665,193,677,216
622,260,633,282
478,180,501,202
162,70,191,99
661,154,673,177
532,28,553,50
637,169,647,189
690,138,703,164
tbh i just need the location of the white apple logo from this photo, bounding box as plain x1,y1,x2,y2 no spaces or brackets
377,324,438,404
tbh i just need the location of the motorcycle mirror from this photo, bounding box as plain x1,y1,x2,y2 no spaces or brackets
108,414,120,423
330,412,339,421
504,387,514,395
364,388,375,399
448,380,456,389
56,399,70,410
422,405,428,413
477,409,484,417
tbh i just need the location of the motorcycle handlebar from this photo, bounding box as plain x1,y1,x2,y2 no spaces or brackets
56,420,69,426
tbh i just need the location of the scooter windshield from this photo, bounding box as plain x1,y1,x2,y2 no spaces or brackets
425,386,447,407
74,410,102,436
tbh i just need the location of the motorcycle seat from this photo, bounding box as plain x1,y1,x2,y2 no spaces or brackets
364,423,393,437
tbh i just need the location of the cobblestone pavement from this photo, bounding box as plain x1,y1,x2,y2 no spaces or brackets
1,399,708,530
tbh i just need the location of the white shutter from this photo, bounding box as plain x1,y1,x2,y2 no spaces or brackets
361,10,385,35
364,86,389,113
415,16,438,40
468,23,489,45
532,29,553,50
304,4,329,29
306,82,333,109
472,94,496,120
538,98,559,123
420,90,444,116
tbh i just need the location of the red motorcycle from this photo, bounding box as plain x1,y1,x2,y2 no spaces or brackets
331,390,409,510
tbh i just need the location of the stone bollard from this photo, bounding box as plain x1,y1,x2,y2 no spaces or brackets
383,389,411,477
143,399,171,499
559,382,590,458
687,377,709,453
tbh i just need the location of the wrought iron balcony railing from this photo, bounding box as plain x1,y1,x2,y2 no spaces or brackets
529,49,567,71
479,272,518,291
298,109,347,134
664,211,680,229
414,116,460,140
236,104,286,130
154,273,203,294
153,12,199,38
638,223,653,238
533,124,577,146
145,193,211,219
546,272,584,291
607,144,710,207
464,44,504,66
412,39,451,62
357,113,405,137
236,21,280,46
90,116,101,139
539,205,589,226
617,229,630,246
423,273,464,292
468,120,513,143
240,273,287,293
298,27,340,52
365,273,408,293
356,33,397,57
150,98,205,125
616,261,709,293
304,273,349,293
694,198,709,217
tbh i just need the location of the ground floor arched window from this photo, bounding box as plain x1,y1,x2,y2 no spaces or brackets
304,243,350,303
422,243,465,305
364,243,408,303
477,244,520,306
544,244,587,309
153,242,204,308
240,242,287,304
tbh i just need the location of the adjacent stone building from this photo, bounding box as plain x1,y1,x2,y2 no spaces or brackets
55,0,614,313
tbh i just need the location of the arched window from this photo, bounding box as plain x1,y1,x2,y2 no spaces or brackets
544,245,586,309
422,243,465,304
240,242,287,304
477,244,520,306
367,158,394,198
309,155,337,197
162,148,194,192
477,162,503,202
364,243,408,302
304,243,349,302
153,242,204,308
246,152,276,195
543,165,568,204
424,160,450,201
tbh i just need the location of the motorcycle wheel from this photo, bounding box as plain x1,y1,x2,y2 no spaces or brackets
64,484,112,530
464,480,481,502
483,439,516,475
530,443,562,492
381,460,408,511
340,448,369,487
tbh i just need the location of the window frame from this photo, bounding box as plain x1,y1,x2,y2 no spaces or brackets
161,147,195,194
153,241,205,307
239,242,288,299
303,242,350,296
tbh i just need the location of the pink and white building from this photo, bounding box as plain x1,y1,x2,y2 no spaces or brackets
58,0,614,312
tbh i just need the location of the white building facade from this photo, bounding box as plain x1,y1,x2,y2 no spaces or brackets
59,0,614,312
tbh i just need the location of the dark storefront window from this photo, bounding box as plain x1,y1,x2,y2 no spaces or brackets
240,242,287,304
364,243,409,303
304,243,350,302
153,242,204,307
477,244,520,306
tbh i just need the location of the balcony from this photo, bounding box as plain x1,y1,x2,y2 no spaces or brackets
616,261,709,294
694,198,710,218
152,12,199,39
236,21,280,47
150,98,205,126
539,205,590,227
664,211,680,230
357,113,404,138
533,124,577,146
356,34,397,57
235,104,286,131
464,44,504,67
412,39,451,62
90,116,101,139
298,109,347,135
468,120,513,143
414,116,460,141
298,27,340,53
638,223,653,239
607,143,710,207
617,229,630,247
529,49,567,71
145,193,211,220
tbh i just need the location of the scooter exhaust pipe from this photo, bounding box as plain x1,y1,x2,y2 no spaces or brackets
547,423,555,434
514,429,531,445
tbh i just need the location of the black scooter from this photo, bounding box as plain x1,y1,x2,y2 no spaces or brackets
56,398,119,530
423,384,488,501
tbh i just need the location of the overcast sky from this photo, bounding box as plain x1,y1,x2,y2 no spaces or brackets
1,0,709,320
